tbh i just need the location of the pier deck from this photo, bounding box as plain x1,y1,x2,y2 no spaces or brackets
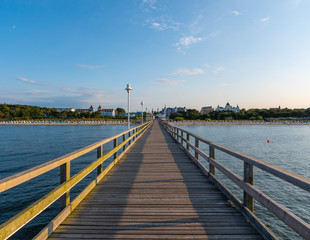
49,122,262,239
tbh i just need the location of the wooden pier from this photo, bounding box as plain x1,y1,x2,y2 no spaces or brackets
48,122,262,239
1,121,309,239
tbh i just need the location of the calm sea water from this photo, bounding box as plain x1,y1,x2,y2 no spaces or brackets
179,124,310,240
1,124,309,239
0,125,128,239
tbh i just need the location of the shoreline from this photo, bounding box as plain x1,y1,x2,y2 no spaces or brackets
1,120,310,126
169,120,310,126
0,120,135,126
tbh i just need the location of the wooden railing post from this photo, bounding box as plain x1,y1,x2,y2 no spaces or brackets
114,138,118,160
60,162,70,209
97,146,103,175
128,131,131,145
244,162,254,212
195,138,199,160
181,130,184,146
186,133,189,151
177,129,179,142
123,134,126,151
209,145,215,175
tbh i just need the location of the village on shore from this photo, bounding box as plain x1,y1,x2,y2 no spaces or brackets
1,102,310,125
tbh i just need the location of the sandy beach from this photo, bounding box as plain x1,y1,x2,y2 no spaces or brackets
0,120,135,125
2,120,309,126
169,120,310,126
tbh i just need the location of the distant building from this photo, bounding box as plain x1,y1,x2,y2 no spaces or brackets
200,106,214,115
269,106,281,111
56,108,75,112
99,109,115,117
161,106,186,117
216,102,240,112
76,105,94,113
97,105,102,111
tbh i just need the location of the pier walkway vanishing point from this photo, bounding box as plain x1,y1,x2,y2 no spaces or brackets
48,122,262,240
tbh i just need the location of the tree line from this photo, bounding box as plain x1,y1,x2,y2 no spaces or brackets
169,108,310,121
0,104,127,120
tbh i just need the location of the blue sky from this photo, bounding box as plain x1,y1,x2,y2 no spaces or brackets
1,0,310,111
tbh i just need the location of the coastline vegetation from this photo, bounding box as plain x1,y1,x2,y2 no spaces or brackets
169,108,310,121
2,104,310,122
0,104,131,121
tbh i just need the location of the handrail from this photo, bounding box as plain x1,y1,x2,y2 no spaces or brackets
161,121,310,240
0,121,153,240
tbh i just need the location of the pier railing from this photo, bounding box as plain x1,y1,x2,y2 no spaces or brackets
161,121,310,240
0,121,153,240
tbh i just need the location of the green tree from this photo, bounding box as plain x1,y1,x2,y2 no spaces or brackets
116,108,126,116
91,111,101,118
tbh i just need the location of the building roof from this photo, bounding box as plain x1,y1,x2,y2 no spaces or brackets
100,109,114,112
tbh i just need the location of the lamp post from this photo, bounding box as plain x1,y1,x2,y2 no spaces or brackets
141,101,144,125
125,84,132,129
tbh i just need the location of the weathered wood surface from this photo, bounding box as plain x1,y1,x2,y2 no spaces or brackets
49,122,263,240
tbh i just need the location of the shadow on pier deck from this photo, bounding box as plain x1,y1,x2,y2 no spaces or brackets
49,122,262,240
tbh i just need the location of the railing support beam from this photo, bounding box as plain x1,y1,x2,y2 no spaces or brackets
97,146,103,175
195,138,199,160
60,162,70,209
114,138,118,160
186,133,189,151
209,146,215,175
122,134,126,151
244,162,254,212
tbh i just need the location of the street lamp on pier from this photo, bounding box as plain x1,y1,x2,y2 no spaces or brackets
141,101,144,125
125,84,132,129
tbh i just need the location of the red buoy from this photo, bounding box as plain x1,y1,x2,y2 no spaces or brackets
267,139,270,143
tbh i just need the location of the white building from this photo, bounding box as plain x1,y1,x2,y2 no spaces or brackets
161,106,186,117
76,105,94,113
216,102,240,112
100,109,115,117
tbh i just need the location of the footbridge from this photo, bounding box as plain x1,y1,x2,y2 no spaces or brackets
0,121,309,239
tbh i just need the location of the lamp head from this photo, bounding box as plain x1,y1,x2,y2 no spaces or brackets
125,84,132,92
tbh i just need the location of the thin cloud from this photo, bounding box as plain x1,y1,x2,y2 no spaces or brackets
140,0,157,11
146,16,180,31
156,78,185,86
59,87,81,94
172,68,204,76
209,30,221,37
213,67,224,73
58,87,112,105
260,17,270,22
189,14,206,35
76,64,105,69
16,77,42,85
231,11,241,16
174,36,204,50
27,89,53,95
